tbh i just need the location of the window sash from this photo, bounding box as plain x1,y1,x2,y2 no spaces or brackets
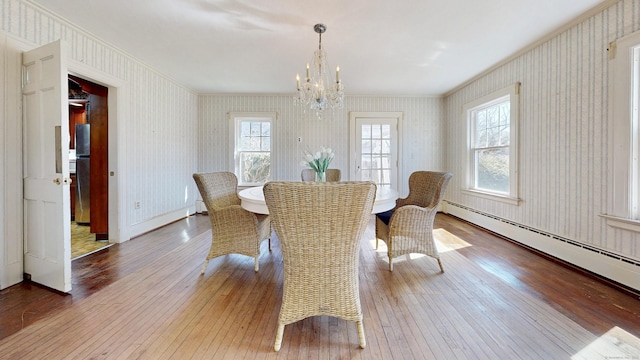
473,146,510,194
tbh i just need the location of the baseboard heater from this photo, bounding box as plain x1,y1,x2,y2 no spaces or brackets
442,201,640,293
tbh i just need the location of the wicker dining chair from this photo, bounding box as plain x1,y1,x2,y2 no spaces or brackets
375,171,453,272
193,172,271,274
301,168,341,181
300,169,315,181
263,181,376,352
325,169,341,181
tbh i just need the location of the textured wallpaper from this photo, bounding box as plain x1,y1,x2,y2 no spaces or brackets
444,0,640,259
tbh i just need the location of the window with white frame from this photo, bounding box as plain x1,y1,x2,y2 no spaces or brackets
229,112,275,186
463,83,520,204
605,31,640,231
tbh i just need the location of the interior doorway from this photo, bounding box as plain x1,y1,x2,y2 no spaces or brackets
18,39,124,292
68,75,111,259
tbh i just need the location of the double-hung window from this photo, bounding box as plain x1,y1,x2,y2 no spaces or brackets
230,112,275,186
463,83,520,204
606,31,640,231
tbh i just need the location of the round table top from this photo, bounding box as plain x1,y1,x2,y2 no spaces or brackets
238,185,398,215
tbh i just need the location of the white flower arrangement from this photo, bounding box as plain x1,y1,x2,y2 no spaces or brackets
300,146,334,174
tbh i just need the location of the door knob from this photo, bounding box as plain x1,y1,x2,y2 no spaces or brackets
53,178,61,185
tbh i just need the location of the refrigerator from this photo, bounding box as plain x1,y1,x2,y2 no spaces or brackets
75,124,91,224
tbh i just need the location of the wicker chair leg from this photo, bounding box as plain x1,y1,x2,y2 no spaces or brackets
254,257,259,272
268,238,271,251
437,258,444,272
389,256,393,272
200,260,209,275
357,321,366,348
375,237,379,250
274,324,285,351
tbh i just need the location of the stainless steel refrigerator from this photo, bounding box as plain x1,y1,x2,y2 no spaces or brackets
75,124,90,224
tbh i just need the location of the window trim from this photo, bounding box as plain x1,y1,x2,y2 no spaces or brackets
462,83,520,205
606,31,640,231
229,112,276,187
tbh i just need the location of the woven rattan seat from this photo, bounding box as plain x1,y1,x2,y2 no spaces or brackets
375,171,452,272
263,181,376,351
193,172,271,274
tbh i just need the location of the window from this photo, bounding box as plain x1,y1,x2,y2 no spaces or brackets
463,84,520,204
605,31,640,231
230,112,275,186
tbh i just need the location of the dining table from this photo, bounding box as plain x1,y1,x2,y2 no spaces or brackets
238,184,398,215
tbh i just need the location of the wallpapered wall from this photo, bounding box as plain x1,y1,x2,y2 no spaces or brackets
1,0,445,246
444,0,640,260
198,94,444,194
0,0,199,237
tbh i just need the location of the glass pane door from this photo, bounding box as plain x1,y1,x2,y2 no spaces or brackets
350,113,399,190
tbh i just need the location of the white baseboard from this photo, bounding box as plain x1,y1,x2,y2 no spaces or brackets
128,206,196,240
195,200,206,213
442,201,640,292
0,260,23,290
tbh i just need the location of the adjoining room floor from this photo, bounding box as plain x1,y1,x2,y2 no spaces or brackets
71,221,111,259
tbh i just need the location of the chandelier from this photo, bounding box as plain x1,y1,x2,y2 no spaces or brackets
294,24,344,118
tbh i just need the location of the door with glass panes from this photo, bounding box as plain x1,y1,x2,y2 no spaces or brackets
350,112,400,190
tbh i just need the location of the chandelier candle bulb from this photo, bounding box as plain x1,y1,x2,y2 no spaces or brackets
306,64,310,80
336,67,340,82
296,74,300,89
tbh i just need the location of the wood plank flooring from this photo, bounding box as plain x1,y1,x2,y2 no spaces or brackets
0,213,638,359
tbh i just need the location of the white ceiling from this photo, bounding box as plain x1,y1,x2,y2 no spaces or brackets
31,0,606,96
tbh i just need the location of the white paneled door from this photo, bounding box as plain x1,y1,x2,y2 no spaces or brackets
350,112,401,190
22,40,72,293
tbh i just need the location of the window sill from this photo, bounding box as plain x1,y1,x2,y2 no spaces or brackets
601,214,640,232
461,189,521,205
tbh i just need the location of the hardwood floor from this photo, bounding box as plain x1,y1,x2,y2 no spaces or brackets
0,213,638,359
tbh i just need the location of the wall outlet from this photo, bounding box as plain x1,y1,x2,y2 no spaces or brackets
134,201,141,209
297,137,302,142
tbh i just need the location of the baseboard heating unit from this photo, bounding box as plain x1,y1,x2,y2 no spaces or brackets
442,201,640,293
